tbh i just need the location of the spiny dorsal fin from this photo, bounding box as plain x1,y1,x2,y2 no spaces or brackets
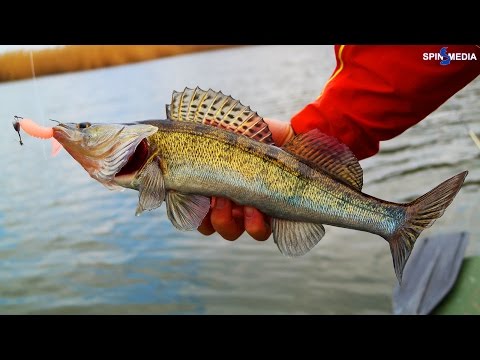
282,129,363,190
168,87,274,144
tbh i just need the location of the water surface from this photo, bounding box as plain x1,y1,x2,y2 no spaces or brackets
0,45,478,314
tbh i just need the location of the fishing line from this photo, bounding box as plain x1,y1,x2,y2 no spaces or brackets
458,123,480,151
29,50,48,159
457,112,480,152
469,129,480,151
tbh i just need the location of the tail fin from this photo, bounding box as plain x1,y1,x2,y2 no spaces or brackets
389,171,468,284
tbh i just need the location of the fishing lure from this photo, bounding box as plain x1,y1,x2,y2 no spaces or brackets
13,116,62,156
12,116,24,145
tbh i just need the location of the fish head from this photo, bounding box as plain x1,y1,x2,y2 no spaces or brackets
53,121,158,190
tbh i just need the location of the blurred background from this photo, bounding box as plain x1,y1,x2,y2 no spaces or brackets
0,45,478,314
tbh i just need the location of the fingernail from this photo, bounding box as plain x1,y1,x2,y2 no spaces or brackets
215,198,225,209
244,207,253,218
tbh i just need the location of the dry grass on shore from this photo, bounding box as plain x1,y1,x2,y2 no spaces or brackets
0,45,236,83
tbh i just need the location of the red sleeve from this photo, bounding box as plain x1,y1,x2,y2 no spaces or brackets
290,45,480,160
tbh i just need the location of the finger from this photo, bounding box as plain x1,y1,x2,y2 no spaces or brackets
197,208,216,235
263,118,295,146
211,197,245,241
231,203,244,219
244,206,272,241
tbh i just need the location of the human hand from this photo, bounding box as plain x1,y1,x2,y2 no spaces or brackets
197,118,295,241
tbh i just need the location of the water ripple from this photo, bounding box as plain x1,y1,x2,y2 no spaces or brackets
0,45,478,314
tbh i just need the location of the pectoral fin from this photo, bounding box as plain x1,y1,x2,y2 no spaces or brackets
271,218,325,257
166,191,210,231
135,158,165,216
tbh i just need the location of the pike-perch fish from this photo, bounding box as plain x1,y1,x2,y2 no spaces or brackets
51,88,468,283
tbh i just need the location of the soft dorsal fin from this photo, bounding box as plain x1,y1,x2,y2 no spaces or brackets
282,129,363,190
167,87,275,144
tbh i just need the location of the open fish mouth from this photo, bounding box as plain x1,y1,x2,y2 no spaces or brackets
53,122,157,189
115,138,150,177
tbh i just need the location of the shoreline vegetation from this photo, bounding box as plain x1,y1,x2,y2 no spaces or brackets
0,45,238,83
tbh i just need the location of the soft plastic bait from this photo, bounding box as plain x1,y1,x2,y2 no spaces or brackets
13,116,62,156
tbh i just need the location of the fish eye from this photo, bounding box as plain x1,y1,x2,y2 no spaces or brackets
77,122,92,129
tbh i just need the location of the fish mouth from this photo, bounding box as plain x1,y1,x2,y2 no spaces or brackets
115,138,150,177
53,123,77,143
52,122,157,189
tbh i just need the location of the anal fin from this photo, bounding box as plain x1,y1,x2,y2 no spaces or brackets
271,218,325,257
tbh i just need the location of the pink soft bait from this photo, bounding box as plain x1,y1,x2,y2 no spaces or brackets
18,118,54,139
13,117,63,156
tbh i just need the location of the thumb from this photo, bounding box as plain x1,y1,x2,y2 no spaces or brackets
264,118,295,146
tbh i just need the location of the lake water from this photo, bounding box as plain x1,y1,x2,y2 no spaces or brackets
0,45,479,314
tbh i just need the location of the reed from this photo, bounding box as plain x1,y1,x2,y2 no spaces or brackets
0,45,237,82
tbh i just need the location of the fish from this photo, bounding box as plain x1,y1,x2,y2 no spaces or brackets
51,87,468,284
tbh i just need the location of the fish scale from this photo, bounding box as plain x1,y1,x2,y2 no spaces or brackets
149,120,404,237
